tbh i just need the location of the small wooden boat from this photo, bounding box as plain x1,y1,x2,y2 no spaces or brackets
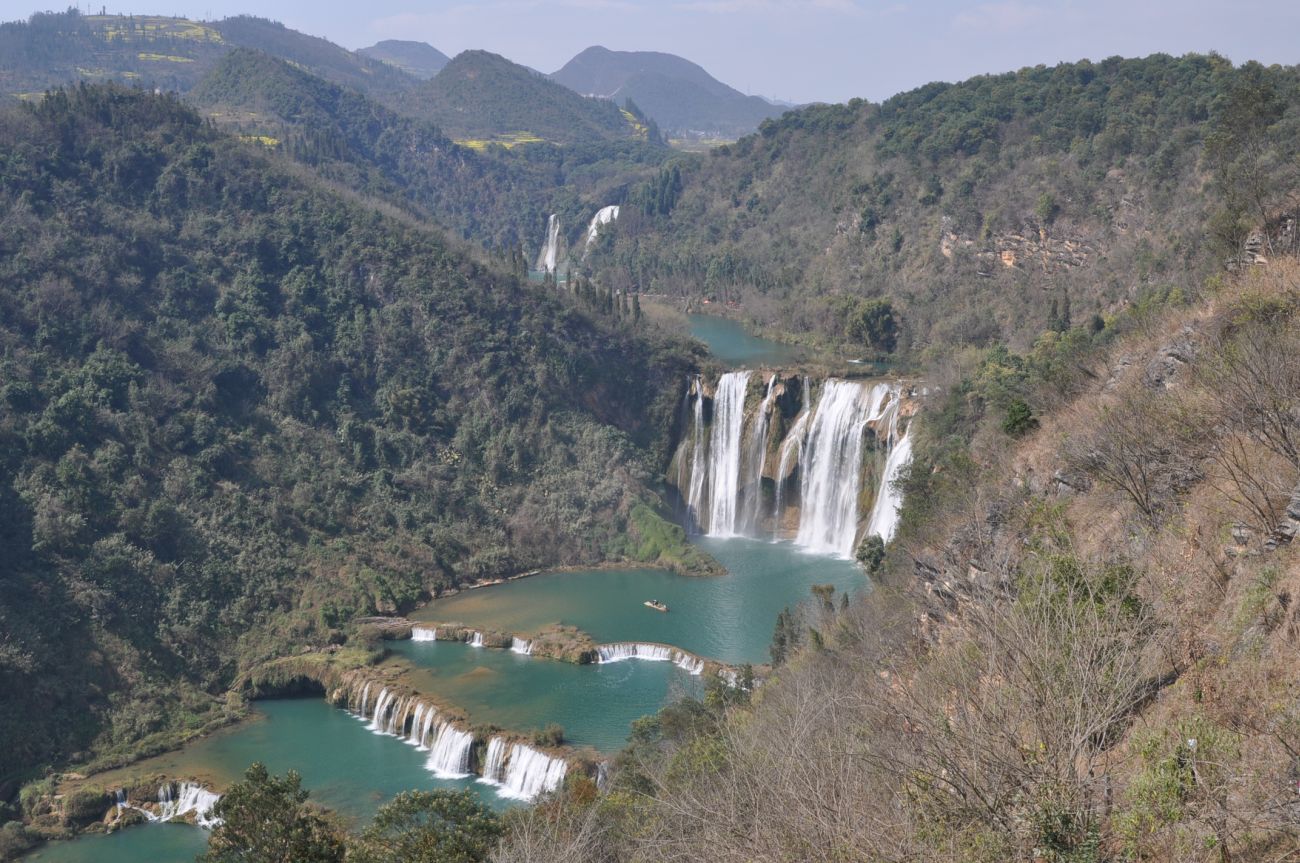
643,599,669,613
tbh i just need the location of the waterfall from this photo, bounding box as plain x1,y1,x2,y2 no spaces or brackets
408,703,428,748
684,376,707,534
705,371,752,536
158,782,221,829
595,761,610,790
739,374,778,533
368,688,393,733
114,789,127,809
411,625,437,641
426,723,474,778
795,381,893,558
479,737,509,785
358,682,372,716
596,643,704,675
496,744,568,801
772,407,810,540
864,423,912,543
510,637,532,655
468,631,484,648
582,205,619,256
535,214,561,274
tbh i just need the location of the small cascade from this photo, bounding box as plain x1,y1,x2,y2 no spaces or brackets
426,723,474,778
411,625,437,641
114,789,127,810
510,637,532,655
158,782,221,829
358,682,372,716
468,631,484,648
595,761,610,790
407,703,428,747
596,643,704,675
685,376,708,533
739,374,778,533
496,743,568,801
864,423,913,543
368,688,393,733
582,205,619,256
479,737,509,785
535,214,561,274
705,371,752,536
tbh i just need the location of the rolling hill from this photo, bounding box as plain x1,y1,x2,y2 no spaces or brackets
359,39,450,79
401,49,646,146
551,45,787,139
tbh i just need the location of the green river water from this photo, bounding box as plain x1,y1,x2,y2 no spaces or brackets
687,314,802,367
414,536,865,666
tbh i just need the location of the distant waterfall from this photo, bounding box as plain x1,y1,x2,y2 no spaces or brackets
496,743,568,801
685,376,708,533
535,214,561,274
411,625,437,641
426,723,474,778
596,643,704,675
705,371,752,536
676,373,912,557
796,381,893,558
582,205,619,256
510,637,532,655
468,631,484,647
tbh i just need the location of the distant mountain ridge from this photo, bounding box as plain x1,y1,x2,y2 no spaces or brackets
401,49,644,146
551,45,787,139
359,39,450,79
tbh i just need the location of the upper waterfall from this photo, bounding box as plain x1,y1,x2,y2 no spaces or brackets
582,205,619,256
535,214,561,274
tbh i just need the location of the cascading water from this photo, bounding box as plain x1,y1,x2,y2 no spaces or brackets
469,631,484,648
157,782,221,828
795,381,891,558
535,214,561,274
596,643,704,675
496,744,568,801
426,723,474,778
705,371,752,537
685,376,707,534
738,375,777,533
864,423,912,543
510,637,532,655
582,205,619,256
411,626,437,641
479,737,509,785
368,688,393,733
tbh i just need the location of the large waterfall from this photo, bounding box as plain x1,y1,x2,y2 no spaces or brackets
497,743,568,800
535,214,561,274
677,373,912,558
705,371,752,536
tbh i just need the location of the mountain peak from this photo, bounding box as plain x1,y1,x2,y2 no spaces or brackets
359,39,450,79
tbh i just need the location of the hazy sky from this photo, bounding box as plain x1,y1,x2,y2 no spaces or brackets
6,0,1297,104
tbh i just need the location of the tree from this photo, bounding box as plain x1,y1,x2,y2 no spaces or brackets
848,298,899,354
350,790,501,863
200,764,344,863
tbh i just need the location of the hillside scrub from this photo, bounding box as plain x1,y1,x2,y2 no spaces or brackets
489,259,1300,862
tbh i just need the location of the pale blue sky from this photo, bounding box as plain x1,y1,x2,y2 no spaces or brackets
5,0,1296,104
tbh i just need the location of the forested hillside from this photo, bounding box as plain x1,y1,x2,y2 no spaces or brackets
191,49,669,253
0,85,702,787
0,10,418,103
400,50,648,146
358,40,450,79
590,54,1300,355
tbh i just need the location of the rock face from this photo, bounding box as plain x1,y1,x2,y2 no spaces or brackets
1268,483,1300,549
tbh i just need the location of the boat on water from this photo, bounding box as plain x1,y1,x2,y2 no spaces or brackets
643,599,669,612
